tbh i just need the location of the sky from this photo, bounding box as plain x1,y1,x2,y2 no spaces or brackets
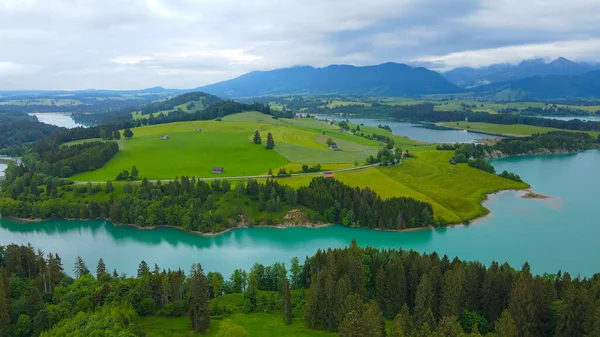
1,0,600,90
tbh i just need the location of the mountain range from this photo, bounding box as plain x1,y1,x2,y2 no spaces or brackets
3,58,600,101
197,63,462,97
443,57,600,88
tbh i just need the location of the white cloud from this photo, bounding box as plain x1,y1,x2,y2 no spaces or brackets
411,39,600,70
111,56,154,65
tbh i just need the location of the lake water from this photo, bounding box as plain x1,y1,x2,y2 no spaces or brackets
28,112,86,128
538,115,600,122
314,116,497,143
0,162,6,178
1,150,599,277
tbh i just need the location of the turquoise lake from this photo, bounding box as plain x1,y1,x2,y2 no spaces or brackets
1,150,599,277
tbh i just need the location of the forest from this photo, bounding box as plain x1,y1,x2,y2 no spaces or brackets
1,242,599,336
0,168,435,232
0,111,61,156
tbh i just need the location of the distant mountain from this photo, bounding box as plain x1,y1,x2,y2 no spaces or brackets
197,63,462,97
475,70,600,100
444,57,600,87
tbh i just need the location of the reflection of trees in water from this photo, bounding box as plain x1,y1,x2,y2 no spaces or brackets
0,219,435,252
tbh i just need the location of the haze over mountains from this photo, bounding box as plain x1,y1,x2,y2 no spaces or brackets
2,57,600,101
443,57,600,88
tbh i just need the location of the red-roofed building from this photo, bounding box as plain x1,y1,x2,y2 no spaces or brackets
323,172,334,178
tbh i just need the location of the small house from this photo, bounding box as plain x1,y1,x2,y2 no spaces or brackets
329,144,339,151
196,128,201,132
338,128,345,132
212,167,224,174
161,135,169,140
323,172,334,179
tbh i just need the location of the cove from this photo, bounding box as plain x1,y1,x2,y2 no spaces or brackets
1,150,600,277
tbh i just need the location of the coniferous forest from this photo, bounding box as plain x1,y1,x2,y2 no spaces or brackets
1,242,599,336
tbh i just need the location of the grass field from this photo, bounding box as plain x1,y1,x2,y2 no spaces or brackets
439,121,600,138
280,150,528,224
139,313,336,337
72,112,383,181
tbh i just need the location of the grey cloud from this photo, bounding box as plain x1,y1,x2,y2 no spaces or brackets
0,0,599,89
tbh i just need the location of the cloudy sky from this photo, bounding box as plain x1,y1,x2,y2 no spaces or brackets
1,0,600,90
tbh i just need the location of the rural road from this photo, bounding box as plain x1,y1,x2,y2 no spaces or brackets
72,162,391,184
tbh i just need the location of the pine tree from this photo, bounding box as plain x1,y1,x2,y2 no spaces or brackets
265,132,275,149
123,128,134,139
189,263,210,332
96,258,107,280
414,274,436,329
131,166,139,179
253,130,261,144
495,310,518,337
290,257,301,290
362,302,385,337
106,180,114,193
73,255,89,278
282,278,292,325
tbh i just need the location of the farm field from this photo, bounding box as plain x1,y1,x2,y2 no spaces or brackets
71,112,382,181
439,121,600,138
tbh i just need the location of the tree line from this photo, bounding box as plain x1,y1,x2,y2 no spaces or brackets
390,103,600,133
2,241,600,336
0,169,436,231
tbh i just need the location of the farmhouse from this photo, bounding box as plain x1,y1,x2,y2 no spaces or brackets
212,167,224,174
338,128,345,132
196,128,201,132
323,172,334,179
329,144,339,151
161,135,169,140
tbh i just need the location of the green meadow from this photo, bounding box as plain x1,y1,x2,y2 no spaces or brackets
439,121,600,138
281,150,527,224
72,112,383,181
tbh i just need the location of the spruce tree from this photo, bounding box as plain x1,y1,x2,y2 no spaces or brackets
338,310,363,337
137,261,150,277
265,132,275,149
436,315,464,337
282,278,292,325
414,274,436,329
123,128,134,139
555,285,591,337
508,269,536,337
189,263,210,332
390,304,412,337
253,130,261,144
96,258,107,280
440,269,459,318
0,272,10,337
73,256,89,278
